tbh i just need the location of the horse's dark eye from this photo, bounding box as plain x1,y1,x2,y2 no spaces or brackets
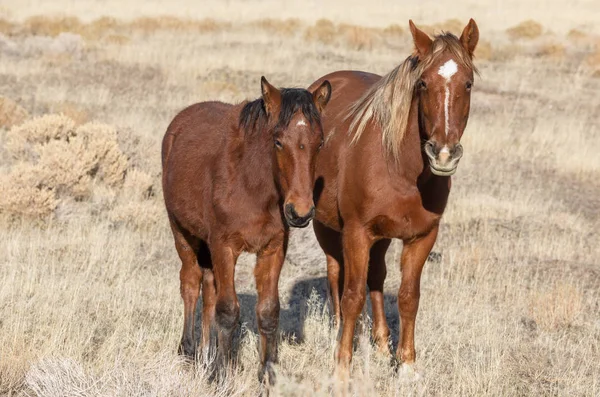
274,140,283,150
417,80,427,90
318,140,324,151
466,81,473,91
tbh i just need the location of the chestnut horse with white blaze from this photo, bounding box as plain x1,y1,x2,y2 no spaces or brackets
308,19,479,371
162,77,331,383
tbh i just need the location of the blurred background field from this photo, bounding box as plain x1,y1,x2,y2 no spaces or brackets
0,1,599,395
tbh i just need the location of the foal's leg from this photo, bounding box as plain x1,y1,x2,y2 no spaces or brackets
254,233,287,385
197,243,216,365
210,244,240,372
397,226,438,365
337,225,372,370
368,239,391,354
313,220,344,326
170,220,202,360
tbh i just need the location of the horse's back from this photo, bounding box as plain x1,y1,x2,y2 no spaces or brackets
162,101,238,238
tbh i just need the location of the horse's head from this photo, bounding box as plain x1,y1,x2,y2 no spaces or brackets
410,19,479,176
260,77,331,228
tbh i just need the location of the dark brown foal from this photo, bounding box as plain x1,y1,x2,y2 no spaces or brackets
162,76,331,383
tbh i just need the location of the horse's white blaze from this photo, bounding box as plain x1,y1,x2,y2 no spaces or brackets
296,119,307,126
440,146,450,153
438,59,458,136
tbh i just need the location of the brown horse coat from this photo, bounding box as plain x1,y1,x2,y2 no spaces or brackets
308,19,479,371
162,77,331,382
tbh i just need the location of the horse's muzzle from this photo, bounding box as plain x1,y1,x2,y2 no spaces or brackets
284,203,315,228
424,141,463,176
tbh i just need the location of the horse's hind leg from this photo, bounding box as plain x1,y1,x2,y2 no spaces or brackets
368,239,391,355
313,220,344,327
169,219,202,360
254,233,287,385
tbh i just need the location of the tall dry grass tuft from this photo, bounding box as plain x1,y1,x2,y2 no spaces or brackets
529,282,583,331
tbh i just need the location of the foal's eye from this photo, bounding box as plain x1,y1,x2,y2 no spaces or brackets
274,140,283,150
466,81,473,91
318,140,324,151
417,80,427,90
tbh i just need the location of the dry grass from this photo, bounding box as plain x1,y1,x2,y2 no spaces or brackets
1,2,599,396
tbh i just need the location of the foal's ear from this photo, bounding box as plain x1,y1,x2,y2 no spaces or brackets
261,76,282,116
409,20,433,57
460,18,479,57
312,80,332,113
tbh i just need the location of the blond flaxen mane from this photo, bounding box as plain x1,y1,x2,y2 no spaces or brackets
347,34,478,160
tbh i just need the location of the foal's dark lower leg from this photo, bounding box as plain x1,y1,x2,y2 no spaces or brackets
212,246,240,372
254,243,285,384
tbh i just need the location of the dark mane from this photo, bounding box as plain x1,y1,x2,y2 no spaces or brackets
239,88,321,134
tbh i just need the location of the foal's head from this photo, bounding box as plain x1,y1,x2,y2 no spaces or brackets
410,19,479,176
256,77,331,227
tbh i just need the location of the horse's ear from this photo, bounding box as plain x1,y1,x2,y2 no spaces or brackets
409,20,433,57
261,76,281,116
460,18,479,57
312,80,331,113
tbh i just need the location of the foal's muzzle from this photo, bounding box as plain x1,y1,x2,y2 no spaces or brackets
424,141,464,176
284,203,315,228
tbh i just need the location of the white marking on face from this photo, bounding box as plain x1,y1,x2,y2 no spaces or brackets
296,119,307,127
439,146,450,154
438,59,458,136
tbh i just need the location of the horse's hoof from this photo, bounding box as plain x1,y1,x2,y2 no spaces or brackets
258,362,277,385
177,344,196,363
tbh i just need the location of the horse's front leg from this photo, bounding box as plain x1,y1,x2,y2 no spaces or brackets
337,225,372,372
210,243,241,375
397,226,439,367
254,232,287,385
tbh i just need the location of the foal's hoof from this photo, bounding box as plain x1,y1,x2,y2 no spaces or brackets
177,344,196,363
258,362,277,385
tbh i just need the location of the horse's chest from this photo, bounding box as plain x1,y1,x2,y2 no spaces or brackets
231,214,282,253
369,194,441,241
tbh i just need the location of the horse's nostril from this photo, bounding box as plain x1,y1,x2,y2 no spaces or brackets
285,203,297,219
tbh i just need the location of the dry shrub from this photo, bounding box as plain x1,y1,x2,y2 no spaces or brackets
567,28,588,42
128,16,230,34
250,18,302,36
305,20,382,50
0,115,129,222
305,19,337,45
529,282,583,330
23,15,84,37
383,24,404,37
506,20,543,40
0,18,16,36
475,40,493,60
338,24,379,50
536,42,566,59
584,49,600,67
0,96,29,128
